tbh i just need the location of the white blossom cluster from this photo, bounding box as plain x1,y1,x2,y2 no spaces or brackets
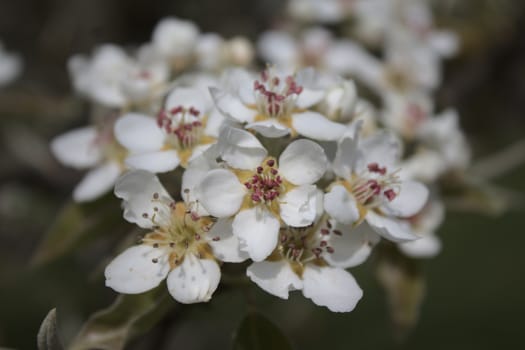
51,0,468,313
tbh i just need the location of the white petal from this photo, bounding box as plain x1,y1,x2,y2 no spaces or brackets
51,126,101,169
73,162,121,202
166,255,221,304
245,120,290,138
105,245,170,294
322,221,379,268
204,108,226,138
247,260,303,299
294,67,327,108
165,87,208,113
125,150,180,173
206,218,249,262
279,139,328,185
366,211,418,242
302,265,363,313
114,170,173,228
115,113,165,152
181,146,220,206
382,181,429,218
332,122,363,179
217,126,267,170
292,111,346,141
280,185,318,227
210,87,257,123
359,131,401,170
197,169,245,217
257,31,299,70
399,234,442,258
232,207,280,262
323,185,359,225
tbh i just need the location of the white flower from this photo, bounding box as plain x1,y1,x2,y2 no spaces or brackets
50,119,126,202
247,215,377,312
114,87,221,173
398,196,444,258
68,44,132,107
152,17,199,65
0,41,22,87
211,67,346,140
195,127,328,261
324,123,429,242
105,170,247,303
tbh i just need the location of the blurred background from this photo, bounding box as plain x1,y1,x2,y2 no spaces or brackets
1,0,524,349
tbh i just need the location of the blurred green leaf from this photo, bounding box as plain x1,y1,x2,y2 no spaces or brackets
233,311,293,350
31,196,127,266
70,286,175,350
375,243,425,341
37,308,64,350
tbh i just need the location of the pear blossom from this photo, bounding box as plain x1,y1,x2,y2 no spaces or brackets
324,122,429,242
152,17,199,69
68,44,133,108
288,0,351,24
194,127,328,261
247,214,378,312
50,118,126,202
114,86,221,173
0,40,22,87
211,67,346,140
105,170,247,303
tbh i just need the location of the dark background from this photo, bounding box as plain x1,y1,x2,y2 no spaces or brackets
0,0,524,349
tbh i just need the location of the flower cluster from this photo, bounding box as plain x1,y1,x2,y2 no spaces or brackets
51,0,468,313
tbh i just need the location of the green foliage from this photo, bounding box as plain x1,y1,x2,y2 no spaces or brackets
31,196,127,266
233,312,293,350
37,309,64,350
69,286,175,350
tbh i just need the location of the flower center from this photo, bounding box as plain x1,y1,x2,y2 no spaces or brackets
243,158,283,204
139,193,214,269
253,69,303,119
349,162,400,208
157,105,205,151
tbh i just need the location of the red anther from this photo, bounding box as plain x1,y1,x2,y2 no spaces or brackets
292,249,301,257
153,192,159,199
333,230,342,236
321,228,330,235
270,168,278,175
153,243,159,248
191,212,200,221
276,176,282,183
312,247,323,256
195,233,201,240
257,166,263,174
142,213,149,218
326,246,335,254
384,189,397,201
266,159,275,167
152,258,159,263
280,235,288,243
244,182,252,189
212,236,220,241
170,106,183,115
251,193,261,202
320,241,327,247
184,124,192,131
294,86,303,94
275,94,285,102
192,121,202,127
326,221,332,229
286,76,294,85
189,107,200,116
273,77,280,85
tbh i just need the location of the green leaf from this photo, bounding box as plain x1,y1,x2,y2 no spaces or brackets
374,243,425,341
31,196,127,266
37,308,64,350
233,312,293,350
69,286,175,350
